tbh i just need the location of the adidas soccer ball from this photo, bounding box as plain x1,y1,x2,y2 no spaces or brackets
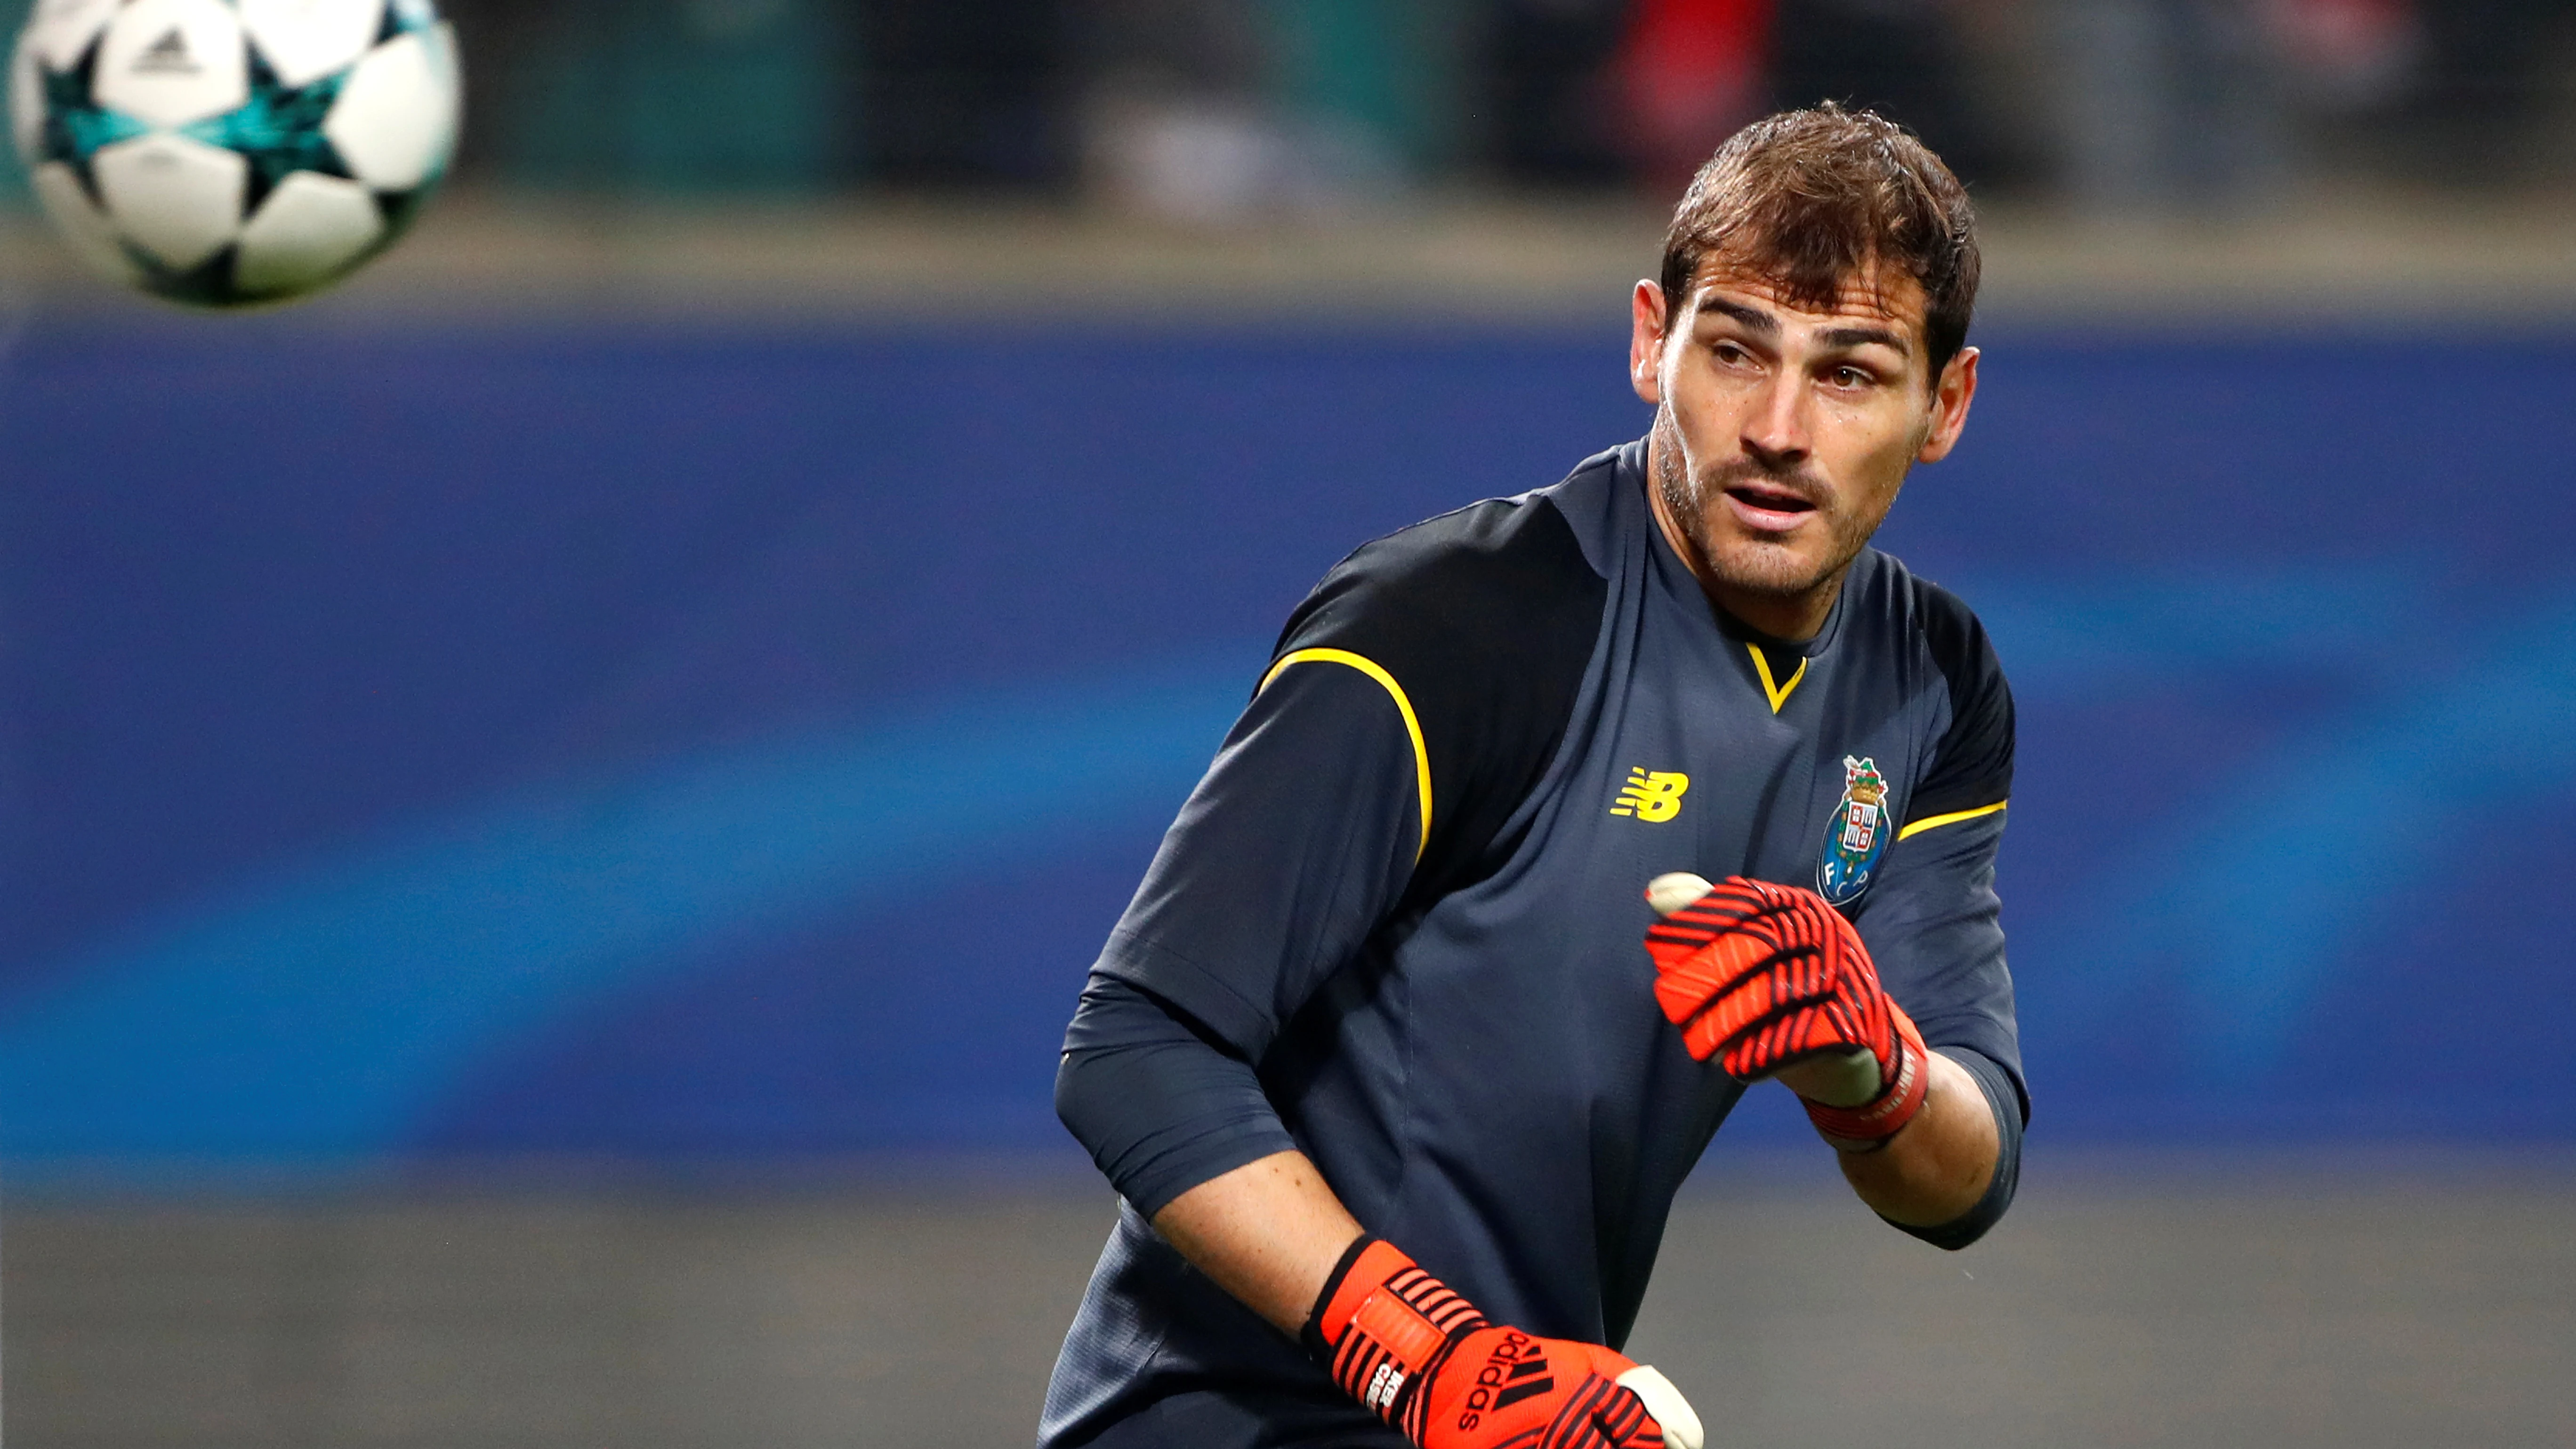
9,0,459,306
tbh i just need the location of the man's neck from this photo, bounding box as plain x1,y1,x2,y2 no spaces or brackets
1720,575,1843,646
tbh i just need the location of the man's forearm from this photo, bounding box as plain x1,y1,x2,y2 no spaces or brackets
1151,1149,1366,1337
1834,1048,1998,1226
1146,1057,1997,1343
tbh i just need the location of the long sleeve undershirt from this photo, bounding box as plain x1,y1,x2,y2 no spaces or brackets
1056,971,2025,1248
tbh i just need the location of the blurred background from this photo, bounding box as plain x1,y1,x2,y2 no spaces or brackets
4,1,2575,1446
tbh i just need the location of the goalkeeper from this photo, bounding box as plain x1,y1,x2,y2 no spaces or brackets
1043,104,2025,1449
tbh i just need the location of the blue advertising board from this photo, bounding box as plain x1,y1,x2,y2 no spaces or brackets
2,316,2569,1176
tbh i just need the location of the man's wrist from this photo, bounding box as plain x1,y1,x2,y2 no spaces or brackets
1836,1048,2007,1227
1299,1233,1390,1360
1800,1014,1930,1149
1303,1237,1492,1436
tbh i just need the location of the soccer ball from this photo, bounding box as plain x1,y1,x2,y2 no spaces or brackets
9,0,459,306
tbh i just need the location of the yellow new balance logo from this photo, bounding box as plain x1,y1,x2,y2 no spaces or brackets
1611,769,1690,822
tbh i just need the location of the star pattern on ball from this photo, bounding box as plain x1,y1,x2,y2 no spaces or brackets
36,43,147,201
182,49,354,215
16,0,457,307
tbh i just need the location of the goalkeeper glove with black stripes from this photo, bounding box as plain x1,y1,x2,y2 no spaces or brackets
1305,1237,1703,1449
1644,873,1929,1149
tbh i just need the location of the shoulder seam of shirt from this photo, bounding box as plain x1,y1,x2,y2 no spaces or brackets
1258,647,1431,861
1899,567,2015,823
1266,464,1610,915
1897,799,2007,840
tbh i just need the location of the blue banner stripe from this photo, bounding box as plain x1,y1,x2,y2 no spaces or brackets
0,664,1248,1158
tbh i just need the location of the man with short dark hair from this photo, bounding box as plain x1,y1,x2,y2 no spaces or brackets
1041,104,2023,1449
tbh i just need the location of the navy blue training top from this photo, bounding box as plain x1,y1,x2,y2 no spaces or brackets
1041,441,2024,1448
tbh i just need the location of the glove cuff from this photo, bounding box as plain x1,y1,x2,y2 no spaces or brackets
1299,1234,1385,1361
1302,1236,1489,1435
1802,1007,1931,1149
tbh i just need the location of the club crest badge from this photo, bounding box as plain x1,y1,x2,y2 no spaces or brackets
1817,755,1891,906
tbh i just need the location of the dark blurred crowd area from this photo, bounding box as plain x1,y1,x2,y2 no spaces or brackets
420,0,2575,217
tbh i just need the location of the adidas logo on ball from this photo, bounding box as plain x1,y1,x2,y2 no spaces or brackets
131,26,199,76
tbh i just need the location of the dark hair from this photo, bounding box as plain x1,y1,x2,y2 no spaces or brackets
1659,104,1980,382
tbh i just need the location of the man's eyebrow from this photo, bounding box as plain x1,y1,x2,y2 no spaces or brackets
1820,324,1911,355
1700,297,1780,336
1702,298,1911,357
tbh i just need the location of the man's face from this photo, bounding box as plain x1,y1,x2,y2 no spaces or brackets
1629,259,1977,636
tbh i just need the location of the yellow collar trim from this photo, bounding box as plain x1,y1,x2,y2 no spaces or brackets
1747,644,1808,715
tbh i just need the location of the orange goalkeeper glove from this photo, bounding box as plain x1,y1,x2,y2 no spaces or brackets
1304,1238,1703,1449
1642,873,1928,1149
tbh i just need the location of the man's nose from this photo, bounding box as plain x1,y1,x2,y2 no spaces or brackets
1742,373,1812,466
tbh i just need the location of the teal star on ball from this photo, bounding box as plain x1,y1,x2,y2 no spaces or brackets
37,46,148,196
182,51,354,212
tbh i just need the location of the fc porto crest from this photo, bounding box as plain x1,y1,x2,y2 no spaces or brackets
1817,755,1891,906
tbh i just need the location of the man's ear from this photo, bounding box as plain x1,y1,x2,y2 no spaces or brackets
1915,346,1979,464
1630,281,1668,406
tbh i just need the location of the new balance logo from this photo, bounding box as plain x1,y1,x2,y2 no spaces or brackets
1611,769,1690,822
133,27,200,75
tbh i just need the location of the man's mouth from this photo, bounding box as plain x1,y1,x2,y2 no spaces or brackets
1722,481,1819,533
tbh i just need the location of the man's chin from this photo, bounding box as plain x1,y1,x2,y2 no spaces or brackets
1697,535,1838,603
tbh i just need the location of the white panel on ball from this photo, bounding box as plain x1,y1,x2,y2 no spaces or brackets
91,132,247,271
30,163,147,284
9,38,43,164
238,0,386,90
322,28,457,191
25,0,122,70
93,0,250,130
234,171,385,295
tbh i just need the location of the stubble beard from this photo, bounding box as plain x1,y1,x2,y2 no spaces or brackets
1650,406,1865,606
